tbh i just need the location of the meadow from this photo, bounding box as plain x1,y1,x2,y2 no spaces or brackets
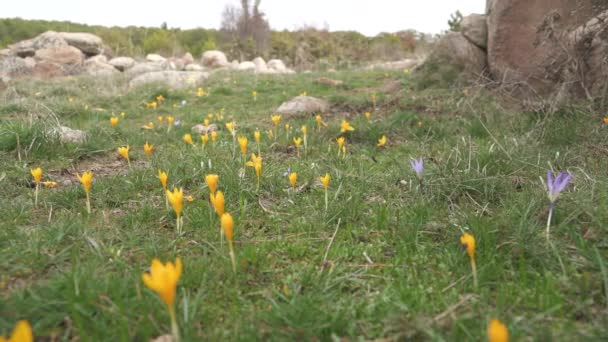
0,68,607,341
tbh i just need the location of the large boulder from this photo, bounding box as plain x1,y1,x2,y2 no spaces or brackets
125,62,167,76
50,126,87,144
182,52,194,65
108,57,135,71
252,57,268,71
59,32,104,55
461,14,488,49
129,71,209,89
201,50,229,68
487,0,604,96
146,54,166,63
185,63,205,71
8,31,67,57
34,46,84,65
0,56,35,79
237,61,256,71
276,96,330,115
84,58,118,76
415,32,487,86
267,59,287,71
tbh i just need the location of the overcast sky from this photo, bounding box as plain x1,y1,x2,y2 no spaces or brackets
3,0,485,36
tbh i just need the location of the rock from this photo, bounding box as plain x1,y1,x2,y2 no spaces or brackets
84,58,118,76
185,63,205,71
23,57,36,69
314,77,343,87
0,78,6,92
230,60,239,69
0,49,11,57
108,57,135,71
59,32,104,55
8,31,68,58
182,52,194,65
8,40,36,58
129,71,209,89
487,0,604,96
201,50,229,68
31,61,68,79
418,32,487,82
252,57,267,71
51,126,87,144
276,96,330,115
167,57,185,71
237,61,256,71
0,56,34,78
191,124,218,134
461,14,488,49
146,54,166,63
267,59,287,71
366,59,419,70
102,45,114,59
125,62,167,76
34,46,84,65
86,54,107,64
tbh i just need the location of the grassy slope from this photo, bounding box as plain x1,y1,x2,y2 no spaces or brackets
0,69,607,341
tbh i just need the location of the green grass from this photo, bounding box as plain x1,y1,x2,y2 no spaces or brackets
0,69,607,341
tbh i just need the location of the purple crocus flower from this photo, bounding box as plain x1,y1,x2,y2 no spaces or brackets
174,119,181,127
410,158,424,179
547,170,572,203
282,167,292,177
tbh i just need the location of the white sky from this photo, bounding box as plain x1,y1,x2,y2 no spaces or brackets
3,0,485,36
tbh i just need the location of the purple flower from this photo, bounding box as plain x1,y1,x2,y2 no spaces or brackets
282,167,292,177
174,120,181,127
547,170,572,203
410,158,424,179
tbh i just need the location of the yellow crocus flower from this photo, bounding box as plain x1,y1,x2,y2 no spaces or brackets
110,116,119,128
211,131,218,144
488,319,509,342
210,190,225,216
183,134,193,145
364,111,371,121
205,174,219,194
142,257,182,341
377,135,387,147
77,171,93,214
460,232,477,287
340,120,355,133
271,115,281,127
166,187,184,233
288,172,297,190
254,130,261,144
221,212,237,273
0,320,33,342
30,167,42,184
238,136,248,156
201,133,209,147
144,142,154,156
117,146,130,167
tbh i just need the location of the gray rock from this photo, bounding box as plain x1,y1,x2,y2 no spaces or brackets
51,126,87,144
201,50,229,68
108,57,135,71
461,14,488,49
129,71,209,89
252,57,267,71
182,52,194,65
84,58,118,76
34,46,84,65
267,59,287,71
86,54,108,64
276,96,330,115
146,54,166,63
0,56,34,78
191,124,218,134
237,61,256,71
124,62,167,76
185,63,205,71
59,32,104,55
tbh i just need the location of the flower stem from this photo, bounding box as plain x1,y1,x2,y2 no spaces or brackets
176,214,181,235
85,191,91,214
168,305,179,342
127,158,131,169
228,241,236,273
164,190,169,211
34,183,39,208
471,258,478,288
324,189,328,212
546,203,555,242
257,175,260,192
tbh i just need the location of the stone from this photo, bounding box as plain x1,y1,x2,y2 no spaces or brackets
108,57,135,71
237,61,256,71
461,14,488,49
252,57,267,71
276,96,330,115
201,50,229,68
125,62,167,76
420,32,487,79
0,49,11,57
267,59,287,71
51,126,87,144
185,63,204,71
34,46,84,65
191,124,218,134
84,58,118,76
167,57,185,71
59,32,104,55
129,71,209,89
146,54,166,63
8,40,36,58
366,59,419,70
182,52,194,65
9,31,68,58
0,57,34,78
31,61,68,79
86,54,108,64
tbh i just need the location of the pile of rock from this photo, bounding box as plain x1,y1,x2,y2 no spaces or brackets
0,31,296,90
420,0,608,100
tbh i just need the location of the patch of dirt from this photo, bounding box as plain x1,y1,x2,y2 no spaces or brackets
49,152,148,186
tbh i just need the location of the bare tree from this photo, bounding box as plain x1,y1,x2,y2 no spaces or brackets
220,0,270,59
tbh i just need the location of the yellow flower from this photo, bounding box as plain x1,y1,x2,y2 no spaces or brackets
0,320,33,342
221,212,234,242
293,137,302,147
118,146,130,162
120,112,126,118
157,116,164,124
254,130,261,144
142,122,155,130
158,170,168,189
336,136,346,151
142,257,182,308
43,181,58,188
364,111,371,121
271,115,281,127
201,133,209,146
267,130,274,139
210,191,225,216
211,131,218,143
377,135,387,147
110,116,119,128
77,171,93,193
288,172,297,189
205,174,219,194
488,319,509,342
196,87,206,97
146,101,158,109
144,142,154,156
460,233,476,260
342,145,347,156
183,134,193,145
186,195,194,202
285,123,290,131
207,113,214,119
252,90,257,101
166,116,175,126
156,95,165,103
340,120,355,133
245,154,263,189
301,125,307,136
300,91,307,96
30,167,42,184
204,119,210,126
316,114,323,129
319,173,330,190
238,136,248,155
226,122,236,135
603,117,608,124
166,188,183,217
